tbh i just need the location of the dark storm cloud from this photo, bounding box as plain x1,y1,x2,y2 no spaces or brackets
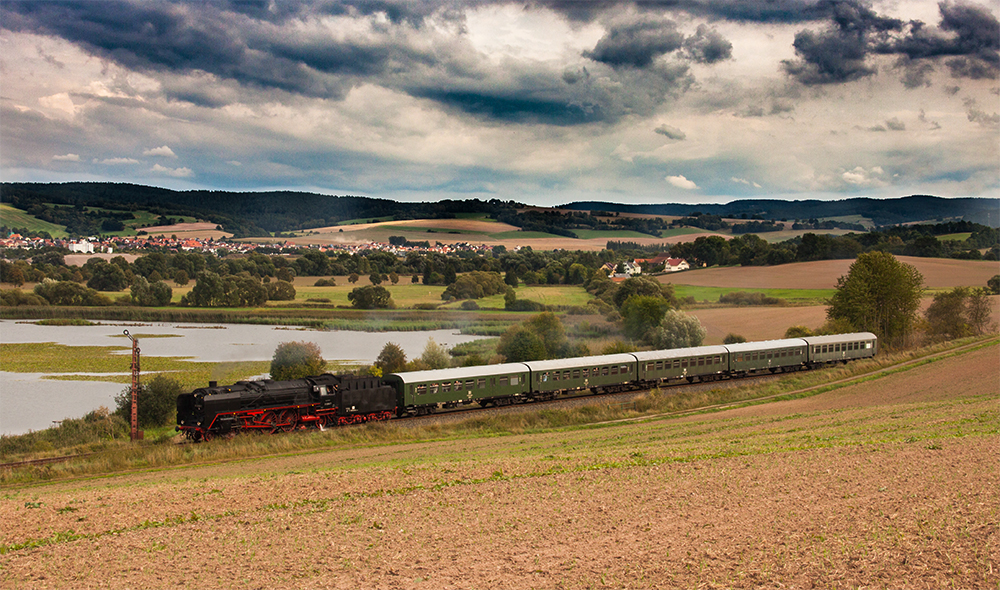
583,16,686,68
781,0,903,85
682,24,733,63
781,0,999,86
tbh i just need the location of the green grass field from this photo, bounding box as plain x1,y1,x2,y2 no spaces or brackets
0,204,68,237
937,232,972,242
672,285,836,305
571,229,657,239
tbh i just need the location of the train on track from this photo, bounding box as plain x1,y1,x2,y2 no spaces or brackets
176,332,877,441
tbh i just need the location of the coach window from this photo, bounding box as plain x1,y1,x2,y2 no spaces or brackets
697,358,704,366
442,382,451,393
610,365,619,375
477,378,486,389
465,380,474,390
573,370,580,379
511,376,519,386
499,376,510,387
602,367,609,376
552,372,560,381
429,384,439,394
564,371,571,380
416,385,426,396
582,368,589,378
541,373,548,383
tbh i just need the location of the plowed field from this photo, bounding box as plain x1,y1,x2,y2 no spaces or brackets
2,344,997,589
663,256,998,290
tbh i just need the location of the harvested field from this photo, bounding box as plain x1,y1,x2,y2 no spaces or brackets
665,256,999,290
690,305,831,343
2,343,996,589
691,296,999,344
137,222,232,240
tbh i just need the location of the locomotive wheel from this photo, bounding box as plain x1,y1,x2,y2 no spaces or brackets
278,410,298,432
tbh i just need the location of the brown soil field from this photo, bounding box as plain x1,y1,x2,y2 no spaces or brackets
692,306,832,343
664,256,999,290
2,344,997,589
139,222,232,240
326,218,522,234
63,253,140,266
692,296,999,344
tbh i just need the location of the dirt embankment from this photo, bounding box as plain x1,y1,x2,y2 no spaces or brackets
1,344,997,589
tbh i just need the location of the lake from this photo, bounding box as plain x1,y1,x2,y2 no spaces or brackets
0,320,487,436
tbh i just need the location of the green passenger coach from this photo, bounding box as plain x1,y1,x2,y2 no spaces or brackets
523,353,638,395
803,332,877,364
383,363,530,414
633,345,730,383
724,338,809,374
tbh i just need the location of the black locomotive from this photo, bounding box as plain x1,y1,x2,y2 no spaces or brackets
176,373,396,441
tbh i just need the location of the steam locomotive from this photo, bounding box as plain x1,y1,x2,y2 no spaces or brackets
177,332,877,441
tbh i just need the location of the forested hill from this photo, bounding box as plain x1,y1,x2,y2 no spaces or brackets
0,183,503,237
560,196,1000,227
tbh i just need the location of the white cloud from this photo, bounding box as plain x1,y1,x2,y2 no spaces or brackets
226,160,242,166
151,164,194,178
666,175,698,190
97,157,140,165
143,146,177,158
731,177,762,188
841,166,887,188
52,153,81,161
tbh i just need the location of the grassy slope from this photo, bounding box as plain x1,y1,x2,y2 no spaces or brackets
0,204,68,238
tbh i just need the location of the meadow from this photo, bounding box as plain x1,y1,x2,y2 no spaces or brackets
1,338,995,589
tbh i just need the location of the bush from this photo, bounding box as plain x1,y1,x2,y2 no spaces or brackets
270,341,327,380
114,375,181,428
266,279,297,301
314,278,337,287
646,310,706,349
347,285,393,309
460,300,480,310
722,333,747,344
783,326,813,338
0,288,49,307
718,291,785,306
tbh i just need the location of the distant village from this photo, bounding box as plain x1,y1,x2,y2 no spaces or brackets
1,232,689,277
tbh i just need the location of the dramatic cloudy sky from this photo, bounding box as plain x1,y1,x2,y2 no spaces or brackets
1,0,997,205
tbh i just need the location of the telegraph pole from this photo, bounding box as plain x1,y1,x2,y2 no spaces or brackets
124,330,143,441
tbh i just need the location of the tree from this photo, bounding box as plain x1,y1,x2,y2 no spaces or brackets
130,276,172,306
348,285,393,309
86,259,129,291
967,288,995,335
270,341,327,380
348,273,360,284
620,295,670,341
375,342,407,374
496,325,546,362
611,276,676,309
924,287,970,341
266,279,297,301
647,310,706,349
988,275,1000,295
525,312,567,358
827,251,923,348
420,337,451,369
114,375,180,428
